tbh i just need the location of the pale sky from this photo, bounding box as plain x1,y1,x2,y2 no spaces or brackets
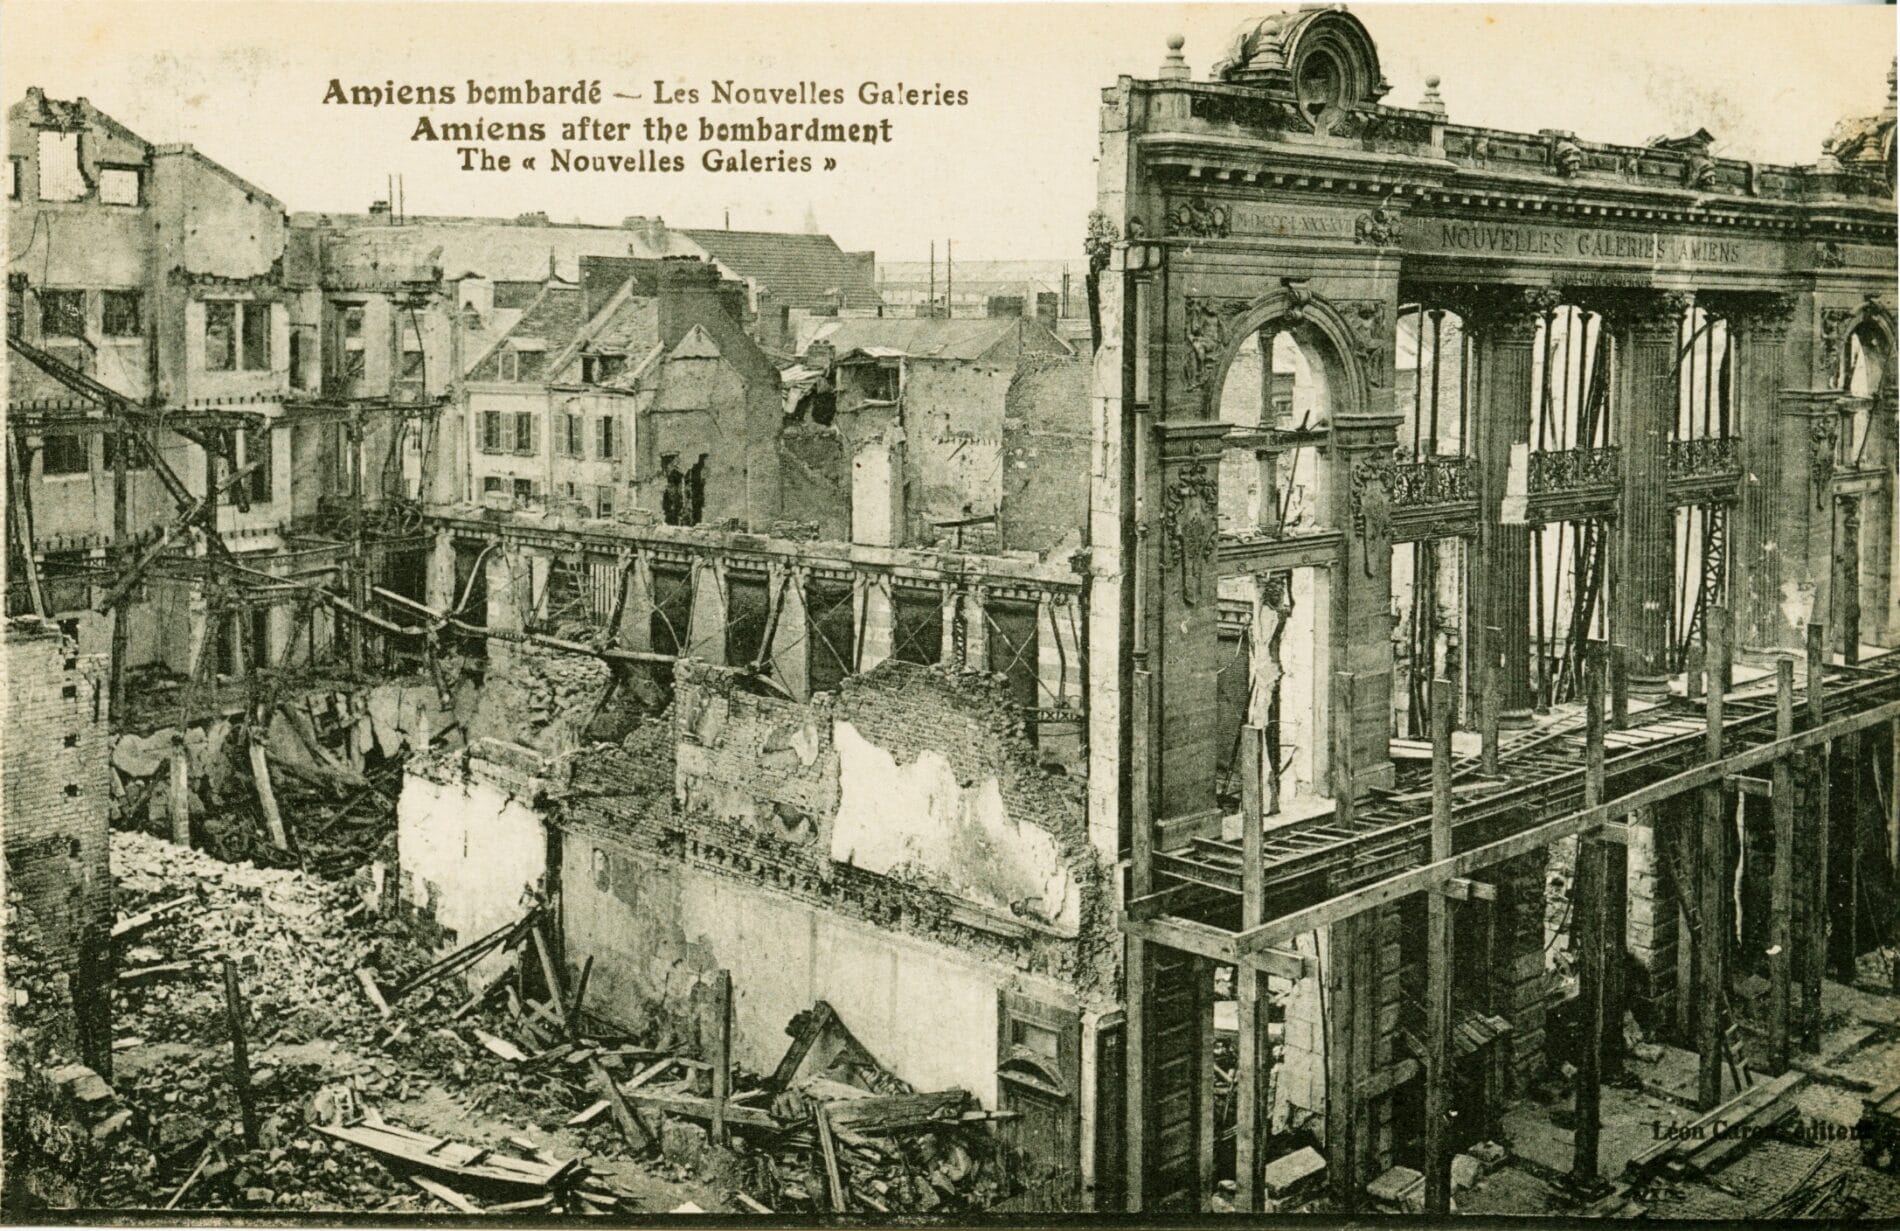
3,3,1893,263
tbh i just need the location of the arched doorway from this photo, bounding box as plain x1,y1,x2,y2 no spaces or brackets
1205,308,1357,815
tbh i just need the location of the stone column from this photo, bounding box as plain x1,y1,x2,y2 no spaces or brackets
1605,292,1691,697
1461,289,1545,727
856,573,893,670
1148,419,1229,844
1331,412,1402,789
1774,392,1847,644
687,556,727,664
1711,294,1796,653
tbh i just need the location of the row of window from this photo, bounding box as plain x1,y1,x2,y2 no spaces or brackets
11,138,142,206
34,426,274,504
36,288,143,339
481,477,617,518
480,409,623,459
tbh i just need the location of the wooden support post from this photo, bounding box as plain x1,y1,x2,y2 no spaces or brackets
1686,642,1705,702
109,410,130,726
1610,641,1630,731
1335,671,1357,827
1804,622,1829,1053
709,968,731,1147
1235,724,1265,1213
1424,679,1454,1216
1481,628,1501,776
248,741,289,850
1196,958,1217,1210
168,742,192,848
1325,912,1360,1210
1845,731,1866,982
1124,669,1152,1212
222,958,260,1149
1769,658,1795,1075
1696,608,1727,1112
1572,652,1607,1188
566,955,594,1037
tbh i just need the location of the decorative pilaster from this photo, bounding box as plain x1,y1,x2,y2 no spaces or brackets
1600,291,1692,696
1702,294,1795,652
1775,391,1850,644
1450,286,1550,726
1333,412,1402,789
1149,419,1230,841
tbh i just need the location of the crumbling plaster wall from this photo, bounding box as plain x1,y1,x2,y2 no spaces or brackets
0,619,111,967
562,824,1039,1107
1000,354,1091,557
396,749,548,970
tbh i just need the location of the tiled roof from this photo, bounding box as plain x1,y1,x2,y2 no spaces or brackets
805,316,1072,362
680,229,880,310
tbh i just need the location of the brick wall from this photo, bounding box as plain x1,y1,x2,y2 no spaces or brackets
2,618,111,966
1494,850,1550,1090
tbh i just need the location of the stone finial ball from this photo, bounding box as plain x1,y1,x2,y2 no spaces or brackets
1426,75,1441,88
1167,34,1185,51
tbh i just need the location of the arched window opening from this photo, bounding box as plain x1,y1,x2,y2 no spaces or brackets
1528,304,1612,708
1669,305,1735,671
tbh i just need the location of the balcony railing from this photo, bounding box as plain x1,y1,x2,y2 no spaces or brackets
1667,436,1741,481
1528,446,1620,496
1390,454,1478,509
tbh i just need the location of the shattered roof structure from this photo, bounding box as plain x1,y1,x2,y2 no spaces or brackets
680,229,881,311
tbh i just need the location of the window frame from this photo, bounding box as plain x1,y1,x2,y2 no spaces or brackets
101,289,142,338
40,433,90,477
40,289,86,340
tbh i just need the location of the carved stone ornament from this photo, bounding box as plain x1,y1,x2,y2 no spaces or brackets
1350,450,1398,576
1344,301,1390,388
1162,461,1219,605
1551,135,1585,178
1816,240,1847,269
1170,196,1231,239
1183,296,1249,395
1809,416,1838,508
1353,196,1401,247
1820,307,1857,385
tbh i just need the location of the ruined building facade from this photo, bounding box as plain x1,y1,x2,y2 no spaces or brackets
1094,10,1898,1214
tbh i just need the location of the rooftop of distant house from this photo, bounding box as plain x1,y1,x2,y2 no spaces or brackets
805,316,1073,363
680,229,881,312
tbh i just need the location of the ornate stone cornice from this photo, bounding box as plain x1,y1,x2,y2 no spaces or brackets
1699,291,1797,336
1424,284,1555,342
1580,289,1693,335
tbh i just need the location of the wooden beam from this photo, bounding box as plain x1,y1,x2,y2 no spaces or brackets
1230,691,1900,957
1481,627,1502,776
1572,653,1607,1187
1196,958,1217,1211
1237,724,1266,1213
1127,670,1152,1214
1697,607,1728,1113
1423,679,1454,1216
1769,658,1796,1076
1804,623,1829,1054
1334,671,1357,828
709,969,732,1147
1726,774,1773,798
222,958,259,1149
1432,877,1498,901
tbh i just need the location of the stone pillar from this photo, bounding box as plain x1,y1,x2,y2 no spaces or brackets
1774,392,1847,643
618,550,654,652
1331,413,1402,789
768,564,809,699
1714,294,1797,653
963,582,990,670
1606,292,1691,697
1477,299,1544,725
688,556,726,664
426,532,458,612
857,574,893,670
1148,419,1229,843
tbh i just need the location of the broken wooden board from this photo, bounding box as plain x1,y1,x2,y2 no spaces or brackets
823,1089,968,1133
112,896,194,940
623,1089,781,1132
314,1121,577,1189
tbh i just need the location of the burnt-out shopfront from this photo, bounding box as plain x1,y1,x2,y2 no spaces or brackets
1089,8,1898,1213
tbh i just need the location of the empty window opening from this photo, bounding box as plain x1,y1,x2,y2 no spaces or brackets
36,131,84,201
98,166,140,205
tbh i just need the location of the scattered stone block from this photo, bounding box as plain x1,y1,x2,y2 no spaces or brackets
91,1109,134,1140
1450,1153,1482,1191
661,1117,707,1168
1469,1140,1508,1171
1261,1145,1327,1200
1367,1164,1424,1212
1631,1041,1665,1063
